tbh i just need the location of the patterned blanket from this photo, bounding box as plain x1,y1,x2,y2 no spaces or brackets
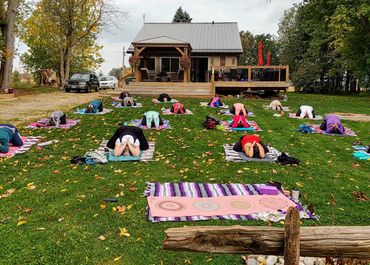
27,119,80,129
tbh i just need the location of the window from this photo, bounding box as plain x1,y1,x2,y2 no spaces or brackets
220,57,226,66
161,58,179,73
139,58,155,71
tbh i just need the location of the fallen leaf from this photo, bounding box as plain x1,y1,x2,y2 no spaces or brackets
352,191,368,202
295,182,304,188
128,187,137,192
119,227,130,237
53,170,61,174
24,208,32,214
127,204,133,210
352,163,360,169
100,203,107,209
98,235,106,241
58,217,64,222
17,220,27,226
113,256,122,261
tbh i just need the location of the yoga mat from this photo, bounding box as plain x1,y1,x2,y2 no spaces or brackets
26,119,80,129
200,102,229,109
74,109,112,115
129,119,172,130
219,109,255,117
144,182,316,223
288,113,323,120
352,151,370,160
96,140,155,162
112,102,143,108
108,151,142,161
152,99,178,104
220,120,262,132
352,146,368,151
263,105,290,111
162,109,193,115
0,136,42,158
310,124,357,137
223,144,281,163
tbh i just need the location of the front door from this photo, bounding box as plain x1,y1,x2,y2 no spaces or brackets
191,58,208,82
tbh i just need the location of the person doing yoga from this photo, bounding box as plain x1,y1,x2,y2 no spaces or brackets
0,124,24,153
157,93,172,102
229,103,248,116
106,126,149,157
85,99,103,113
295,105,315,119
320,114,345,134
233,135,269,159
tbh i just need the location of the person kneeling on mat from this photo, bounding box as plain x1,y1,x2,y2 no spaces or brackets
229,103,248,116
122,96,136,107
107,126,149,157
39,111,67,127
295,105,315,119
269,100,283,111
320,114,345,134
0,124,24,153
158,93,171,102
231,115,250,129
170,102,186,114
233,135,268,159
141,111,164,129
208,96,223,107
119,91,131,100
86,99,103,113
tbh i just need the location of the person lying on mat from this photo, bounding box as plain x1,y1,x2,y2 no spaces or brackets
229,103,248,116
320,114,345,134
295,105,315,119
141,111,164,129
85,99,103,113
107,126,149,157
170,102,186,114
122,96,136,107
38,111,67,127
119,91,131,100
231,115,250,129
0,124,24,153
269,100,283,111
233,135,269,159
158,93,171,102
208,96,223,107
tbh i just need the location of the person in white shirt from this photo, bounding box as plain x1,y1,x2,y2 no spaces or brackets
296,105,315,119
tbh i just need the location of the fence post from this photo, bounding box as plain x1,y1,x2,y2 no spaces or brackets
284,207,300,265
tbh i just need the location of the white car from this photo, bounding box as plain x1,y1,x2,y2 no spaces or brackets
99,76,118,90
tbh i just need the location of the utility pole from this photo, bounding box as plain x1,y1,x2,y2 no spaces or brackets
123,46,126,70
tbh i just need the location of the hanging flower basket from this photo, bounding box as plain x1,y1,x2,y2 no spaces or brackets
179,56,191,68
129,55,140,68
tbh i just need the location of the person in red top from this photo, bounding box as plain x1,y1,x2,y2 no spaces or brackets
233,135,269,158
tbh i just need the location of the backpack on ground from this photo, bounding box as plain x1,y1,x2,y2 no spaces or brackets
123,97,135,107
231,115,249,128
141,111,163,128
202,115,220,129
171,102,185,114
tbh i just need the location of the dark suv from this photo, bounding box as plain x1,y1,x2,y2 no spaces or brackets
65,73,100,93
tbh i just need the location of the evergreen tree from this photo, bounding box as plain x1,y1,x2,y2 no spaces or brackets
172,7,192,23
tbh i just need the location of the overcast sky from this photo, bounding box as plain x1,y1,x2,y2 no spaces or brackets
14,0,300,75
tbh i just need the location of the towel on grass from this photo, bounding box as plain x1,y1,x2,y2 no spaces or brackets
27,119,80,129
74,109,112,115
96,140,155,162
223,144,281,163
0,136,42,158
162,109,193,115
289,113,323,120
220,120,262,132
144,182,316,223
129,119,172,130
112,102,143,108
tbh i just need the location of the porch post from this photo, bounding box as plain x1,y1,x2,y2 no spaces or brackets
211,66,215,95
248,65,252,82
134,47,141,82
184,47,189,82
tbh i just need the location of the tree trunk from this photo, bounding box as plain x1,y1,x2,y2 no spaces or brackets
59,48,65,87
164,226,370,258
64,46,72,83
0,0,19,92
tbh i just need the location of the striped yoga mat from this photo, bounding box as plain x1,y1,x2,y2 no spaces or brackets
144,182,316,223
223,144,281,163
129,119,172,130
27,119,80,129
96,140,155,161
74,109,112,115
310,124,357,137
112,102,143,108
0,136,42,158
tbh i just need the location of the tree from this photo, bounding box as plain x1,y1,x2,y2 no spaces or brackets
21,0,124,86
0,0,20,91
108,67,123,78
172,7,192,23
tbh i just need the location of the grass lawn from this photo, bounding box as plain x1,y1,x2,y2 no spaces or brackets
0,93,369,265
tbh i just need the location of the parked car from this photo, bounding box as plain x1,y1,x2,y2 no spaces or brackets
99,76,118,90
65,73,100,93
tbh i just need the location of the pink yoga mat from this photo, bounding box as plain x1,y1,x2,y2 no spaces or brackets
147,194,296,218
0,136,40,158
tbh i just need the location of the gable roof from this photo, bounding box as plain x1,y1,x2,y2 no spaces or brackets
132,36,189,45
129,22,243,54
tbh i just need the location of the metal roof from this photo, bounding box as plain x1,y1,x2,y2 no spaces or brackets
128,22,243,54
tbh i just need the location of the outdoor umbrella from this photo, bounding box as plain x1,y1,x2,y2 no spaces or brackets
258,41,264,66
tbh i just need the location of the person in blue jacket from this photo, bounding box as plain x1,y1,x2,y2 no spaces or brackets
0,124,24,153
85,99,103,113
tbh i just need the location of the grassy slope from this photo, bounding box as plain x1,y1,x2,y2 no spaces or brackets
0,93,369,265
